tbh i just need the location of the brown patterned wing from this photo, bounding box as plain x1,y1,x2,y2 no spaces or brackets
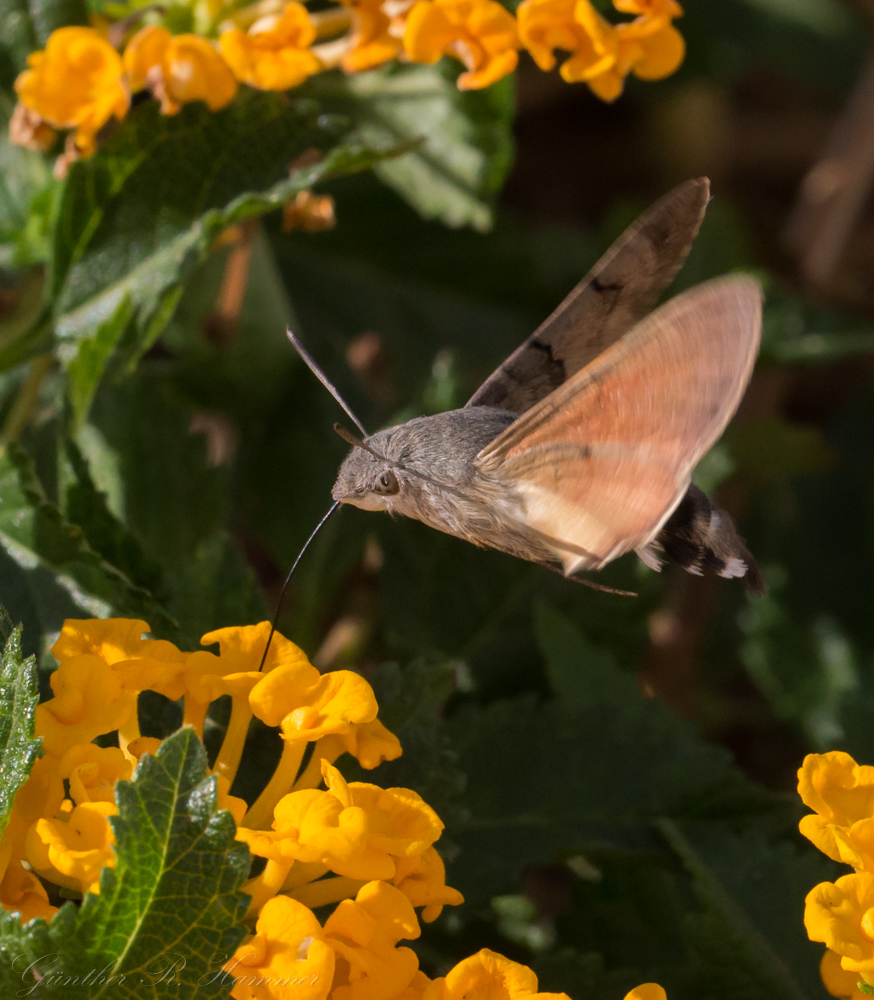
474,277,762,575
466,177,711,412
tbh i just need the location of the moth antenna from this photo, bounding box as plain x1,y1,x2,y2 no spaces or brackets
333,422,389,462
287,329,369,438
257,500,342,672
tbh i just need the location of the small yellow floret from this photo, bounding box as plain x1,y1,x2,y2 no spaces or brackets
14,27,128,156
404,0,519,89
28,801,116,896
226,895,335,1000
124,26,238,114
220,3,321,90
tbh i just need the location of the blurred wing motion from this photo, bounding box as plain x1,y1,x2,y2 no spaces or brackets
475,276,762,575
467,177,711,412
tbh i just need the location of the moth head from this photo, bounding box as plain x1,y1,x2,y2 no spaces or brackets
331,426,405,511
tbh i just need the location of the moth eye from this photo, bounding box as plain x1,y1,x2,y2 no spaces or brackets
375,470,399,496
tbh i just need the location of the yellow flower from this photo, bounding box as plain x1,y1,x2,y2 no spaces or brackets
27,801,116,895
35,654,136,756
821,948,867,1000
403,0,519,89
423,949,571,1000
391,846,463,922
227,895,335,1000
123,26,238,115
517,0,683,99
593,16,684,99
613,0,682,20
14,27,128,156
202,622,311,676
623,988,667,1000
219,3,321,90
517,0,611,78
238,787,369,870
58,744,132,805
799,752,874,865
321,762,444,867
0,862,57,923
339,0,402,73
805,873,874,985
325,881,421,1000
52,618,152,665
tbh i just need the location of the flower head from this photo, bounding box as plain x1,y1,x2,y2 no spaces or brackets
227,894,335,1000
404,0,519,89
424,949,571,1000
58,744,132,805
27,801,117,895
220,4,321,90
806,873,874,985
14,27,128,155
35,655,135,755
391,846,463,922
339,0,403,72
0,862,57,923
325,881,421,1000
799,753,874,865
123,26,237,114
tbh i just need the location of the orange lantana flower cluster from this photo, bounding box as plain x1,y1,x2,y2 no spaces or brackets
10,0,684,164
0,615,671,1000
799,751,874,999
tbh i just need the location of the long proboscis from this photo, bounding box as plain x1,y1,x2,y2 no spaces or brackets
257,500,342,672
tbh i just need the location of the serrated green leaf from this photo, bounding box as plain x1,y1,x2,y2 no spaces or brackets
0,727,250,998
0,442,178,637
49,92,409,420
311,63,514,231
0,621,39,839
660,820,838,1000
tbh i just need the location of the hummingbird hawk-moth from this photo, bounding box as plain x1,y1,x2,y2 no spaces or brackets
325,178,764,594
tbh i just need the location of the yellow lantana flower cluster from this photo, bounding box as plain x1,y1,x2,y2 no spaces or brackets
799,751,874,998
10,0,684,163
0,615,674,1000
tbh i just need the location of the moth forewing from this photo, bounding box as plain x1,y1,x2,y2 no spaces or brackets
466,177,711,413
474,276,763,575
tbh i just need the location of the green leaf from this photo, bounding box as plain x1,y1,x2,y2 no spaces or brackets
447,688,784,905
0,727,250,998
0,621,39,840
0,0,37,85
535,602,641,707
660,820,839,1000
311,63,515,231
49,93,408,421
63,435,164,598
27,0,87,44
0,442,178,637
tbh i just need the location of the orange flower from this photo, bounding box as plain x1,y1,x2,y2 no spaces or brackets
226,895,335,1000
517,0,683,99
423,948,571,1000
404,0,519,89
0,863,57,923
340,0,403,72
14,27,129,155
220,3,321,90
123,26,238,114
